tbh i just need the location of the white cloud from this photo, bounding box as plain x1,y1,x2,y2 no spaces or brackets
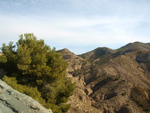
0,13,149,51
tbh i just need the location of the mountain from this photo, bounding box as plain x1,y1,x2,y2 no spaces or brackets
119,42,150,51
57,48,85,77
80,47,116,61
0,79,52,113
58,42,150,113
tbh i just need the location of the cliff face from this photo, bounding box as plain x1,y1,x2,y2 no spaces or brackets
0,80,52,113
58,42,150,113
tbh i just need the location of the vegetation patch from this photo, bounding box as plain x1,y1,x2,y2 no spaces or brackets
0,33,75,113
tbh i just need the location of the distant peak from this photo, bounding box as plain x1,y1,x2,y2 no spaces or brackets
119,42,150,51
58,48,71,53
133,41,142,43
57,48,76,55
95,47,112,51
61,48,70,51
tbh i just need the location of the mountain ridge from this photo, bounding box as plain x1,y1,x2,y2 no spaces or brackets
118,41,150,51
58,41,150,113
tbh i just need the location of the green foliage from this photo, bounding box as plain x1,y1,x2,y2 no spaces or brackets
0,33,75,113
2,75,41,100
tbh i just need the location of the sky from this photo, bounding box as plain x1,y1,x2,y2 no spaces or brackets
0,0,150,54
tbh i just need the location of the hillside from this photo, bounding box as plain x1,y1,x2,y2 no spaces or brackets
58,42,150,113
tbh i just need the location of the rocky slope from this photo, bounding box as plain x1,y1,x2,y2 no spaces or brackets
0,79,52,113
58,49,102,113
58,42,150,113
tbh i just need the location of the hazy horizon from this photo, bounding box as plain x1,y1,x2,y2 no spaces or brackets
0,0,150,54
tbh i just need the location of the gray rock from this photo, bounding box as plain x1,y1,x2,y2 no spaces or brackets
0,80,53,113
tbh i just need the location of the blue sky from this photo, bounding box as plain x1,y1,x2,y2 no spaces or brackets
0,0,150,54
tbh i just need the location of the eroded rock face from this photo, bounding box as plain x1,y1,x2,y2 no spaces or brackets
0,80,52,113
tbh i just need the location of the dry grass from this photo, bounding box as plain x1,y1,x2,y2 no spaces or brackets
0,53,3,56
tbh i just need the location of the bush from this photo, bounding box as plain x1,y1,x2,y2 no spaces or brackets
2,76,41,100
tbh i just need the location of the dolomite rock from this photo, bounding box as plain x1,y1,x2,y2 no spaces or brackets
0,80,52,113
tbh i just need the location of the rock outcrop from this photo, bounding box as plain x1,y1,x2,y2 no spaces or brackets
0,80,52,113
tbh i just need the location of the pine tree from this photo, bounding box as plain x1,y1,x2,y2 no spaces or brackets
0,33,75,113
